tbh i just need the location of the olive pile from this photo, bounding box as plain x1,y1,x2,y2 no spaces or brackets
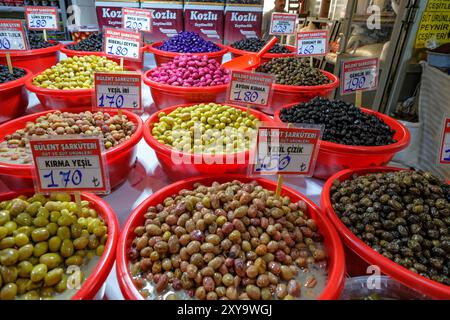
256,57,330,86
231,38,291,54
330,170,450,285
129,180,327,300
279,97,396,146
152,103,258,154
0,65,26,84
0,192,108,300
0,110,138,164
28,32,57,50
32,56,122,90
67,33,103,52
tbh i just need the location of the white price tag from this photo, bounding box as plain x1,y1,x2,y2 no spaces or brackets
270,13,297,36
104,28,142,62
0,20,28,51
25,6,59,31
30,136,110,194
227,71,274,108
252,126,322,176
341,58,379,95
94,72,142,111
296,30,329,56
440,118,450,164
122,8,152,32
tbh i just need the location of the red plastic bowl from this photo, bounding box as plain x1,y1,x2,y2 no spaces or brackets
263,71,339,115
0,67,32,123
227,44,296,64
117,174,346,300
274,105,411,179
0,42,62,74
143,103,274,180
60,42,146,71
147,42,228,67
143,72,229,110
321,167,450,299
0,108,144,191
0,189,118,300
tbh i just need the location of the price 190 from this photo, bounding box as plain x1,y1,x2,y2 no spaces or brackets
345,76,366,92
98,93,124,108
43,169,83,188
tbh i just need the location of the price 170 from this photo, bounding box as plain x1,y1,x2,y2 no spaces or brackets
43,170,82,188
98,93,124,108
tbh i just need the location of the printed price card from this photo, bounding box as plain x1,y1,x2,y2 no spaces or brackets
0,20,28,51
296,30,329,56
94,72,142,111
25,6,59,31
270,13,297,36
341,57,379,95
30,136,109,194
104,28,142,61
252,126,322,176
122,8,152,32
227,71,274,108
440,118,450,164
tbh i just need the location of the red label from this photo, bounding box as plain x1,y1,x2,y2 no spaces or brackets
122,8,153,33
341,57,379,95
252,126,322,176
227,70,274,108
184,6,224,42
29,137,109,194
25,6,59,31
224,8,262,44
96,6,124,29
94,72,142,112
103,28,142,62
0,19,28,51
440,118,450,164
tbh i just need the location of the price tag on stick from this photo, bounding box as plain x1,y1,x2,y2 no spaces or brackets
270,13,297,36
25,6,59,31
439,118,450,165
29,136,110,194
296,30,329,56
251,125,322,177
104,27,142,62
227,70,274,108
341,57,379,96
0,19,29,51
122,8,152,32
94,71,142,112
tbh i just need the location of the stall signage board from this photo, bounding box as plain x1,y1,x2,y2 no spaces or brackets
29,137,109,194
122,8,152,32
440,118,450,164
25,6,59,31
270,13,297,36
252,126,321,176
296,30,329,56
341,57,379,95
227,71,274,108
94,72,142,111
104,28,142,61
415,0,450,49
0,20,28,51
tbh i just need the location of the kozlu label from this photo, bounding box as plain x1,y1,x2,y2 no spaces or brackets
184,3,224,43
224,5,263,44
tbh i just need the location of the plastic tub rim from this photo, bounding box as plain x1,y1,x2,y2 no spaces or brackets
0,66,33,91
271,70,340,92
321,166,450,299
60,41,146,57
226,43,297,59
0,107,144,173
147,41,228,59
117,174,346,300
274,104,411,154
0,41,62,57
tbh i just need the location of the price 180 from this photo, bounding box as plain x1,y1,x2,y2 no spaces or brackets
106,44,129,57
29,19,48,28
98,93,124,108
43,170,82,188
233,90,260,103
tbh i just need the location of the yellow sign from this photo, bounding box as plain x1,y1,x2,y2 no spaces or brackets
415,0,450,48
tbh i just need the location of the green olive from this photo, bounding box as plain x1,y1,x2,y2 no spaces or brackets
39,253,63,269
23,290,39,300
33,242,48,257
17,260,33,278
0,248,19,265
44,268,63,287
60,239,74,258
14,233,29,247
30,264,48,282
0,283,17,300
0,266,18,283
18,244,34,261
65,255,83,266
48,236,62,252
73,237,89,250
31,228,50,242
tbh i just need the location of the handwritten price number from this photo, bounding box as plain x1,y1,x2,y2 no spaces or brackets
107,45,129,57
444,147,450,162
43,169,83,188
255,154,291,172
299,44,315,55
98,94,124,108
233,90,261,103
273,24,288,33
125,20,144,31
345,76,366,92
30,19,47,28
0,38,11,50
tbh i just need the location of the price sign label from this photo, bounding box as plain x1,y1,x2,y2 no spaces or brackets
104,28,142,62
122,8,152,32
30,136,109,194
270,13,297,36
440,118,450,164
25,6,59,31
296,30,329,56
227,71,274,108
252,126,322,176
341,57,379,95
0,20,28,51
94,71,142,111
